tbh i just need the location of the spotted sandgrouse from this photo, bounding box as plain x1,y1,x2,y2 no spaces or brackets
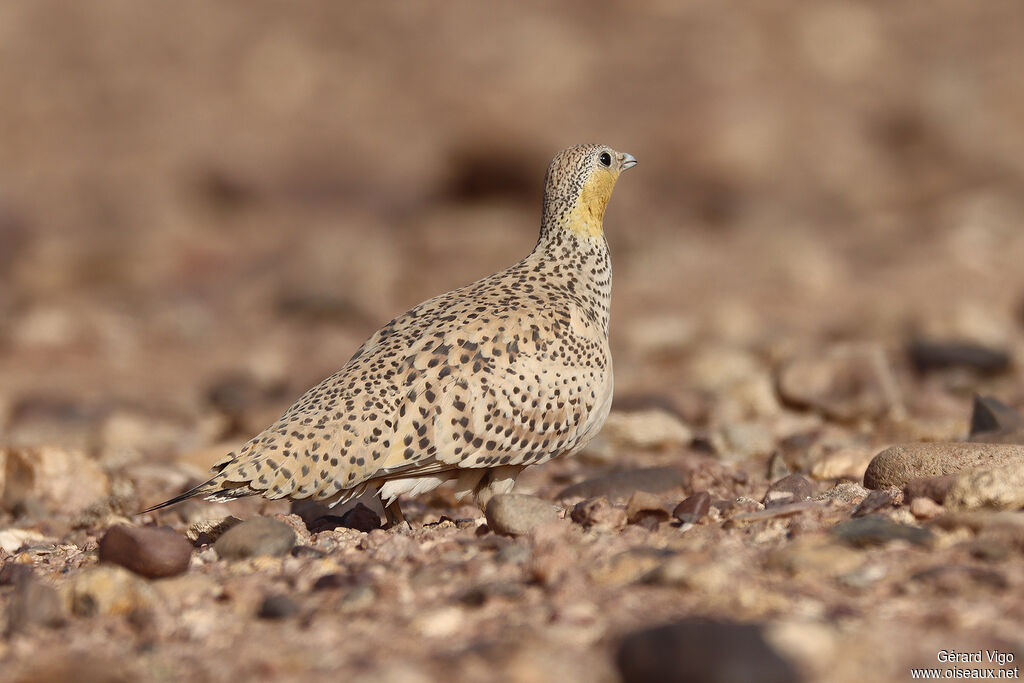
147,144,636,525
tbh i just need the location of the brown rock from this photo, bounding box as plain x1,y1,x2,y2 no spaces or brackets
214,516,296,559
907,340,1010,376
485,494,558,536
673,491,711,524
99,525,192,579
763,474,812,508
626,491,670,524
864,442,1024,489
777,342,902,421
570,497,627,531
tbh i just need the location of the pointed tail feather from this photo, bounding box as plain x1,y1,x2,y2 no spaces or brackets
138,476,253,514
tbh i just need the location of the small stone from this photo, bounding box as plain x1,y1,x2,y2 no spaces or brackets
809,446,875,481
485,494,558,536
832,516,934,548
907,339,1010,376
340,503,382,532
99,525,192,579
312,573,355,591
816,481,870,506
762,474,812,508
6,578,65,633
903,475,957,504
214,516,296,560
570,497,627,531
258,594,300,619
852,489,899,517
946,464,1024,511
967,538,1009,562
556,467,688,501
909,496,943,519
969,395,1024,437
600,409,693,449
186,516,242,544
616,618,801,683
306,515,347,534
672,491,711,524
626,491,670,525
63,565,160,617
864,442,1024,489
777,342,902,421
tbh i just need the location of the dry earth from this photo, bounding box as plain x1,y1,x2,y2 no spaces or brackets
1,2,1023,682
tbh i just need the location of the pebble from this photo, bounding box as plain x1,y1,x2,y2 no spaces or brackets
909,496,944,519
258,594,300,619
213,517,297,560
340,503,382,532
484,494,559,536
762,474,812,508
616,618,801,683
570,497,627,531
63,565,160,617
6,578,65,633
809,446,875,481
625,491,670,525
969,395,1024,437
600,409,693,449
99,525,192,579
946,464,1024,511
556,467,688,501
852,489,899,517
907,339,1010,376
186,516,241,544
831,516,934,548
864,442,1024,489
777,342,902,421
673,491,711,524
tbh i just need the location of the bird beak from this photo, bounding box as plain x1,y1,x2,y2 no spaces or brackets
620,153,637,170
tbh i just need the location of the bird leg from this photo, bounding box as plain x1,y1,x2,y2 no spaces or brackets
383,499,407,529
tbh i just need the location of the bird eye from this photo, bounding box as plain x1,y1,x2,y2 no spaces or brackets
598,152,612,167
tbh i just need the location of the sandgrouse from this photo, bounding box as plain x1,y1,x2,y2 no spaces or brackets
147,144,636,525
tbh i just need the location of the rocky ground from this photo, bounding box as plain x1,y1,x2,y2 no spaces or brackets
2,2,1024,682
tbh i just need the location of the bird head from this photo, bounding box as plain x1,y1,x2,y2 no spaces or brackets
541,144,637,239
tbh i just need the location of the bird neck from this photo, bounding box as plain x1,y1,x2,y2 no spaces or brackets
529,229,613,335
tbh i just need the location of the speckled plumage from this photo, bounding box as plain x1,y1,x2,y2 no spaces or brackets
147,144,636,524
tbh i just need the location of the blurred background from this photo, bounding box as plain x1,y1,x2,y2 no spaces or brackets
1,0,1023,457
